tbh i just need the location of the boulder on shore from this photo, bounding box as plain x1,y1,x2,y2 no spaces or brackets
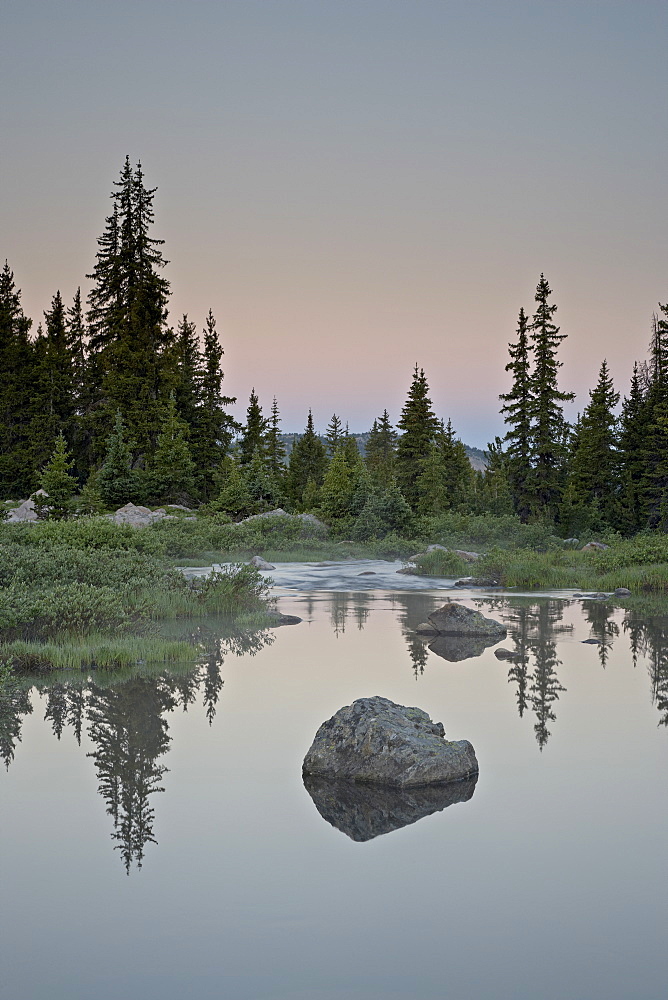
5,498,38,522
302,696,478,788
581,541,610,551
303,773,477,841
427,602,506,639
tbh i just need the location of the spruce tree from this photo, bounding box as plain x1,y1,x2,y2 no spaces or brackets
30,290,76,470
287,410,328,508
618,362,651,532
239,388,266,464
86,157,173,464
560,360,619,532
365,409,397,486
640,304,668,528
194,309,238,496
265,397,286,477
396,365,439,509
325,414,343,457
526,275,574,520
151,394,197,504
172,314,201,431
0,261,36,496
97,410,138,507
499,307,533,520
34,432,78,520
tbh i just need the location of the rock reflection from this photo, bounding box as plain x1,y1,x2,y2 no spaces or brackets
428,633,500,662
303,773,477,842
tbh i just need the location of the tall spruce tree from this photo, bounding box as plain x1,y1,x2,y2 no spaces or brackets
640,305,668,528
526,275,574,520
86,157,173,464
30,290,76,470
193,309,238,497
396,365,439,509
499,307,533,520
239,388,266,464
560,360,620,533
0,261,36,495
172,314,201,430
265,397,286,477
97,410,138,507
618,363,649,532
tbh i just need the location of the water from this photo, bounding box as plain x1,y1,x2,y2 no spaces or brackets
1,567,667,1000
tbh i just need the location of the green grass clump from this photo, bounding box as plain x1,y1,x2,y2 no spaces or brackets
410,550,470,577
0,636,195,673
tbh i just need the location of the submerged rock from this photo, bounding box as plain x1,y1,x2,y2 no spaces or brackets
494,647,520,660
302,696,478,788
265,611,302,627
303,773,477,841
427,602,506,639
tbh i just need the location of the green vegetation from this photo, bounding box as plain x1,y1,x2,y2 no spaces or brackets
0,517,271,673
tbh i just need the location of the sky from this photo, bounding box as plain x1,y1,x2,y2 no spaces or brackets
1,0,666,446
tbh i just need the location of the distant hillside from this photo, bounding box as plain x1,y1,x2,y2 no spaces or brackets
280,433,488,470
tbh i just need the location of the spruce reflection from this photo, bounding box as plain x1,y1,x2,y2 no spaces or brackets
623,605,668,727
501,600,570,750
1,624,274,872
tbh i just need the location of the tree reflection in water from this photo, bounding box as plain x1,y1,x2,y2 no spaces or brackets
623,605,668,727
1,625,274,872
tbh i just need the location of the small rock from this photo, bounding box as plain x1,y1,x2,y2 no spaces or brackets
265,611,302,627
581,638,601,644
453,577,500,588
614,587,631,597
581,541,610,551
396,567,416,575
303,696,478,788
250,555,276,570
427,602,506,639
563,537,580,547
426,544,448,553
357,571,376,575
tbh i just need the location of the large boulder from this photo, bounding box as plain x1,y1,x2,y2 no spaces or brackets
303,773,477,841
427,602,506,639
581,541,610,551
302,696,478,788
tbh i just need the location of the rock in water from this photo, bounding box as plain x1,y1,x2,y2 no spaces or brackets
302,696,478,787
249,555,276,570
303,773,477,841
427,602,506,638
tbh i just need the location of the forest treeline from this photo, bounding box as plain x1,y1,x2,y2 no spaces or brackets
2,157,668,538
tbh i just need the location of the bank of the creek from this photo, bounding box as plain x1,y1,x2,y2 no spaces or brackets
2,561,666,1000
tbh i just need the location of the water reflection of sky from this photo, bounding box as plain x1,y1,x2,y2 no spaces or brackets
2,590,667,1000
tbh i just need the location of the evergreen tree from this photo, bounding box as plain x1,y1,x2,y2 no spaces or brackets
0,261,36,496
209,456,253,519
239,388,266,465
396,365,439,509
86,157,173,464
325,414,343,457
560,360,620,532
526,275,574,519
640,304,668,528
30,290,76,470
172,314,201,430
66,287,91,477
243,449,285,512
265,397,286,477
151,394,197,504
499,307,533,520
287,410,328,507
193,309,238,497
365,409,397,486
618,363,649,532
34,432,78,520
66,287,87,398
416,419,472,516
97,410,138,507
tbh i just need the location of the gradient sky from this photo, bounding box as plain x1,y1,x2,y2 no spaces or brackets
2,0,666,446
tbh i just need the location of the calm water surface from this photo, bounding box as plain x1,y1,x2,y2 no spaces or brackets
1,570,667,1000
